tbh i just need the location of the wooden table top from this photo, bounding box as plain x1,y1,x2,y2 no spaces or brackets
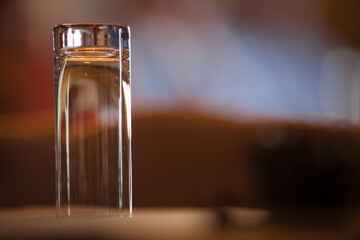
0,206,357,240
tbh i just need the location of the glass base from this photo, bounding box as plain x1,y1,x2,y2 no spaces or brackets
57,205,131,217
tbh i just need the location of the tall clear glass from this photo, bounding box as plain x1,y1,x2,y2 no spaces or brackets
53,24,131,217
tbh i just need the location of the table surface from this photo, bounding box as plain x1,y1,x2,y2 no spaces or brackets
0,206,358,240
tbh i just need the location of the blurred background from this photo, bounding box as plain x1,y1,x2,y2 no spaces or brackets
1,0,360,215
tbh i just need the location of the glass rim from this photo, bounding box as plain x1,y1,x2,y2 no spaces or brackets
53,23,130,50
54,23,129,30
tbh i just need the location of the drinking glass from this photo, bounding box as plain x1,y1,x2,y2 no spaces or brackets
53,23,132,217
